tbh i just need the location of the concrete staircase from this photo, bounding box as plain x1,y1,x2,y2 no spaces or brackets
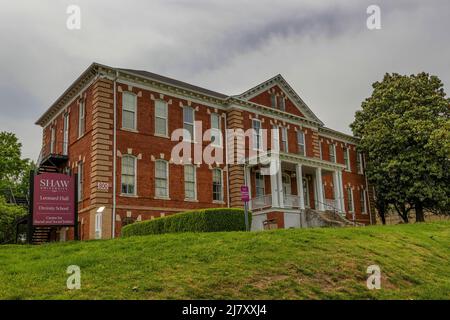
302,208,359,228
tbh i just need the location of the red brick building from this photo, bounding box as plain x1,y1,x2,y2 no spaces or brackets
35,63,375,240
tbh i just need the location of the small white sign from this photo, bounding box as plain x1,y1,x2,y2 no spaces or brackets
97,182,109,191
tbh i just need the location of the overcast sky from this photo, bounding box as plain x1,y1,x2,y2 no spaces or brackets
1,0,449,160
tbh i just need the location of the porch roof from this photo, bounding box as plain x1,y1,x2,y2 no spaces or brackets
244,151,345,171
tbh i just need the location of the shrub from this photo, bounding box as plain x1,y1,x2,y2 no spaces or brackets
122,208,251,237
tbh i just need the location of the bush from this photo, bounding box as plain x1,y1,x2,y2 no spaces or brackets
0,196,27,244
122,208,251,237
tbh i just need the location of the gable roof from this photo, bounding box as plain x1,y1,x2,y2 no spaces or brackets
234,74,324,125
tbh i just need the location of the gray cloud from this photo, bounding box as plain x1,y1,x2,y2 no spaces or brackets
0,0,449,160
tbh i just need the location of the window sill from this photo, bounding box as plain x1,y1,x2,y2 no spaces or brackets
120,193,138,198
184,198,198,202
154,133,170,139
154,196,171,200
213,200,225,204
121,128,139,133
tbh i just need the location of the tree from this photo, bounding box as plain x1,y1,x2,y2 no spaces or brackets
0,196,26,243
0,132,31,198
351,73,450,222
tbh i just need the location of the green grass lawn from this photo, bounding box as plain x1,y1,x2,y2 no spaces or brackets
0,221,449,300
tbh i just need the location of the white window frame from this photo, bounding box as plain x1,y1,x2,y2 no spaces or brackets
184,165,197,200
347,187,354,213
183,106,195,142
122,92,137,130
212,168,223,202
270,94,277,108
357,152,364,174
154,99,168,137
77,161,83,202
329,144,336,163
252,119,262,151
297,130,306,156
155,159,169,198
255,171,265,197
281,127,288,152
63,113,69,155
78,100,85,138
360,189,367,214
344,147,351,171
95,212,102,239
278,96,285,111
121,155,137,196
319,142,323,160
210,113,222,147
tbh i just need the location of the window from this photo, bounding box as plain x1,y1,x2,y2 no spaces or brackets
272,125,280,152
95,212,102,239
78,100,85,137
270,94,277,108
281,127,288,152
356,152,363,174
121,155,136,195
183,106,194,142
184,165,196,200
343,147,350,171
346,187,354,213
155,160,169,198
50,127,56,154
360,189,367,214
155,100,168,136
212,168,223,201
77,161,83,201
329,144,336,163
278,96,285,111
252,119,262,150
210,113,221,147
63,113,69,155
297,131,305,156
319,142,323,160
255,172,265,197
122,92,137,130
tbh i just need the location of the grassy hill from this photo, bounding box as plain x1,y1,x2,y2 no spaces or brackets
0,222,449,300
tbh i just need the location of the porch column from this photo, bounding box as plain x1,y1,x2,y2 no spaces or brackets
315,167,325,211
245,166,252,210
332,170,342,212
277,164,284,208
337,170,345,213
296,164,305,210
270,168,279,208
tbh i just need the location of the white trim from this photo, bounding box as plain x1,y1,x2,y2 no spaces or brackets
212,168,224,202
184,164,197,201
210,112,222,147
121,154,137,196
50,126,56,153
346,187,354,213
78,99,85,138
63,112,69,155
155,99,168,137
360,189,367,214
251,118,263,151
329,144,336,163
297,130,306,156
183,105,195,143
281,126,288,153
343,147,351,172
122,91,137,131
155,159,169,198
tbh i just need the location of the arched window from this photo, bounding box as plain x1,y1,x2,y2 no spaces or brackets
155,160,169,198
121,155,136,195
212,168,223,201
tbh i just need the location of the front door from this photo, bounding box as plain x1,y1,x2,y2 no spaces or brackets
302,177,310,208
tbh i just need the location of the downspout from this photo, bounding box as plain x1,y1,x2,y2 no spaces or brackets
112,70,118,238
224,112,230,207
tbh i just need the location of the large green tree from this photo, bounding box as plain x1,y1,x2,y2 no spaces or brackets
351,73,450,222
0,131,31,198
